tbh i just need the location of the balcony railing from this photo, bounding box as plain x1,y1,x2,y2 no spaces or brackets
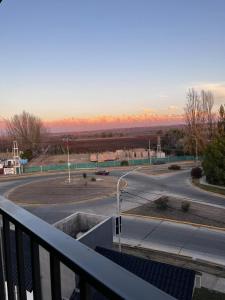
0,195,174,300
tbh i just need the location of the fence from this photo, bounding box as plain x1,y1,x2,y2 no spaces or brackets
0,195,174,300
23,156,196,174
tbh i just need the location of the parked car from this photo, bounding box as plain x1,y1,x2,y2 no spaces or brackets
95,170,110,175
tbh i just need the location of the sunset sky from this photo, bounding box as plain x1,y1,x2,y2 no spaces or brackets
1,1,225,132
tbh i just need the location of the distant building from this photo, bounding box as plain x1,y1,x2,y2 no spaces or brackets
90,148,166,162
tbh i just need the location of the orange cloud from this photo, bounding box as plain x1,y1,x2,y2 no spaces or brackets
45,111,184,132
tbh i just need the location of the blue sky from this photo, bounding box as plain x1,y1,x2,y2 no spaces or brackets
0,0,225,129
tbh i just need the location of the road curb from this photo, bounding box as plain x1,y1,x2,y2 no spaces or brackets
122,212,225,232
190,179,225,199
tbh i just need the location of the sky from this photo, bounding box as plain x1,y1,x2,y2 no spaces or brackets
0,0,225,132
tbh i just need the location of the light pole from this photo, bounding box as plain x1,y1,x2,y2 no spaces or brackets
148,139,152,165
116,166,141,252
63,137,71,183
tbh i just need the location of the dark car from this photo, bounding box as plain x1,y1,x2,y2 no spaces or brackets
95,170,110,175
153,160,166,165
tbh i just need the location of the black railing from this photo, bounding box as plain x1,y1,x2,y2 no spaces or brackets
0,195,174,300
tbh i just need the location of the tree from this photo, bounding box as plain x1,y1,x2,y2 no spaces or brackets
162,128,184,155
5,111,46,152
184,88,215,154
217,104,225,136
202,137,225,186
201,90,215,139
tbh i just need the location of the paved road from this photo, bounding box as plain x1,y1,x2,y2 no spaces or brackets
1,168,225,266
119,215,225,266
123,170,225,207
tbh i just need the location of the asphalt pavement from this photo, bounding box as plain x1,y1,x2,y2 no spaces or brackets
1,168,225,266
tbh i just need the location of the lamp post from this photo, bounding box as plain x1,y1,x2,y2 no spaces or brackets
148,139,151,165
116,166,141,252
63,137,71,183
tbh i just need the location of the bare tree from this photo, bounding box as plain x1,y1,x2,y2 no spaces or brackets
184,89,203,154
5,111,46,152
184,88,215,154
201,90,215,139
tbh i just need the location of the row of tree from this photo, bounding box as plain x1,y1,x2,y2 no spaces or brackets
183,88,225,185
184,88,225,154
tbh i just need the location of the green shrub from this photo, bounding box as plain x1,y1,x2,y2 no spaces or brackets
202,137,225,186
120,160,129,166
154,196,169,210
168,164,181,170
20,149,33,161
181,201,190,212
191,167,203,179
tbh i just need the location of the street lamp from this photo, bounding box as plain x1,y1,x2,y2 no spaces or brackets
116,166,141,252
148,139,152,165
63,137,71,183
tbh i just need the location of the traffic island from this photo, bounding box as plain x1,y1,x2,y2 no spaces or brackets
7,175,122,205
125,196,225,230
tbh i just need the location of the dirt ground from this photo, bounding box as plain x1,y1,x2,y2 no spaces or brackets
8,175,120,205
126,196,225,228
28,153,90,166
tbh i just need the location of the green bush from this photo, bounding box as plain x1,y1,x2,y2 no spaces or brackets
168,164,181,170
181,201,190,212
120,160,129,166
20,149,33,161
202,137,225,186
191,167,203,179
154,196,169,210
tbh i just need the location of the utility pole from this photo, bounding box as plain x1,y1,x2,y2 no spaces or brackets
156,136,161,158
12,140,20,174
116,166,141,252
63,137,71,183
148,139,151,165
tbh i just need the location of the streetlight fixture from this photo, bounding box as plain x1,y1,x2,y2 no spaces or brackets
116,166,141,252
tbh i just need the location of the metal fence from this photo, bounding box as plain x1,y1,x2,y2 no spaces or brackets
23,156,196,174
0,196,174,300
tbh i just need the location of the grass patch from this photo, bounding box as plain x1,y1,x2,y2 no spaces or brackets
193,287,225,300
193,179,225,196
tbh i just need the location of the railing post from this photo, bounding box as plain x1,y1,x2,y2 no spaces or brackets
15,228,27,300
0,226,6,300
31,240,42,300
50,254,61,300
2,217,15,300
80,277,92,300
